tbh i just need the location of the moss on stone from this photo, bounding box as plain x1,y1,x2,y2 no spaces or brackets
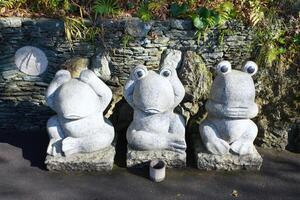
63,57,90,78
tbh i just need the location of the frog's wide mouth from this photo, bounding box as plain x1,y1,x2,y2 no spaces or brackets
62,114,85,120
223,106,250,118
144,108,162,114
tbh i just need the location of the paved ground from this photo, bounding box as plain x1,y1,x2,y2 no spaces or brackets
0,131,300,200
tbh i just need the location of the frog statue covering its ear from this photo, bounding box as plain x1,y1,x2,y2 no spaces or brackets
46,69,114,156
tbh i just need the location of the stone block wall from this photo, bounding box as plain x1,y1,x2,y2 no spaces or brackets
0,17,297,151
0,17,96,131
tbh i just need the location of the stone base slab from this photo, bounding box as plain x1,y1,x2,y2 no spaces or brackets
193,134,263,171
45,145,115,172
127,146,186,168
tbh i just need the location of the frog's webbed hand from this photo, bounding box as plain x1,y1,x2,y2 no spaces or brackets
206,100,259,119
79,69,112,109
46,70,71,111
159,67,185,109
199,119,230,155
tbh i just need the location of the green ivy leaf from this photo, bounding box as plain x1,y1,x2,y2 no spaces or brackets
193,16,205,30
197,7,210,18
170,3,188,18
293,33,300,45
278,47,286,54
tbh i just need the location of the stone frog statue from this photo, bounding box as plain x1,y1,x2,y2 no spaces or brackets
46,69,114,156
199,61,259,156
124,65,186,153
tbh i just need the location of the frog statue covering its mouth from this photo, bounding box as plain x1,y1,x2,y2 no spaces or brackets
124,65,186,153
199,61,259,156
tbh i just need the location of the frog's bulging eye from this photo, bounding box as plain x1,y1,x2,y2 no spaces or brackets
220,65,229,73
160,68,172,78
217,61,231,75
247,66,255,73
243,61,258,76
133,68,147,80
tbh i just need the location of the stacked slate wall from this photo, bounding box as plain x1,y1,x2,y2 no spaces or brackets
1,17,297,151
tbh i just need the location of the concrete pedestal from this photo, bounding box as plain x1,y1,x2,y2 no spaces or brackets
193,134,263,171
45,145,115,172
127,146,186,168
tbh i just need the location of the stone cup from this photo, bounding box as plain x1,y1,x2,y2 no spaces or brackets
149,160,166,182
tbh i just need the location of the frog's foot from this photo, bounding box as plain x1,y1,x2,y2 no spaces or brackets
206,138,230,155
127,130,169,151
47,139,63,156
230,140,254,155
62,137,82,156
167,137,186,154
230,120,257,155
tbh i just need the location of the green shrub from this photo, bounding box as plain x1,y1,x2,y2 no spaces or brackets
192,2,236,45
93,0,119,17
170,3,189,18
136,2,152,22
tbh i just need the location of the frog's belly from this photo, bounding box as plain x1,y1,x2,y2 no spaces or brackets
59,114,104,138
133,113,170,134
212,119,250,143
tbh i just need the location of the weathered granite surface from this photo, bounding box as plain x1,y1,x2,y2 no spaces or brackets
45,145,115,172
193,133,262,171
127,147,186,168
199,61,259,156
124,65,186,153
45,69,115,156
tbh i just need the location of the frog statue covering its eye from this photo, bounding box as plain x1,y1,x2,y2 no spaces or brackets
199,61,259,156
124,65,186,153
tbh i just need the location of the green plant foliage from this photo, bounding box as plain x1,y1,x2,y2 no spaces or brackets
192,9,216,44
122,34,134,48
85,26,103,42
218,28,234,45
0,0,298,67
148,0,168,20
64,17,87,43
237,0,265,26
215,2,236,24
93,0,119,16
136,3,152,22
126,2,134,10
254,18,287,66
191,2,238,45
0,0,14,8
170,3,188,18
32,0,70,13
0,0,26,9
293,33,300,45
248,0,265,26
64,16,102,47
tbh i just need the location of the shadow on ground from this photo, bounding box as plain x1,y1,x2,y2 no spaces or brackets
0,130,49,170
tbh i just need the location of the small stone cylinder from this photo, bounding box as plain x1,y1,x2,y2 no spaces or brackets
149,160,166,182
